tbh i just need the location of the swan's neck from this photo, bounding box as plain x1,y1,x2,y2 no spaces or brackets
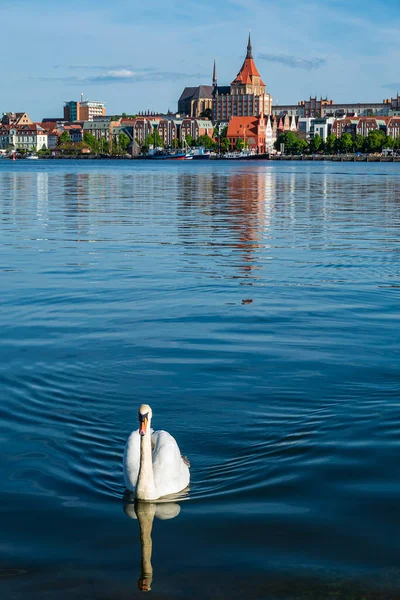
136,426,157,500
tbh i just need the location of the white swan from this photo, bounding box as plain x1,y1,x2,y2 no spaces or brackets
123,404,190,500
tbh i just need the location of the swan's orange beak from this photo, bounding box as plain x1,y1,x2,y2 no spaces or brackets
139,416,148,436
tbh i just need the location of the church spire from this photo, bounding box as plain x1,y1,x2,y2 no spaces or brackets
212,58,217,87
246,30,252,59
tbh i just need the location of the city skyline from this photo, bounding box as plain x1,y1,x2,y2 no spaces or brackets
2,0,400,120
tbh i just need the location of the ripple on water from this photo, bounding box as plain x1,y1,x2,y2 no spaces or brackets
1,161,400,597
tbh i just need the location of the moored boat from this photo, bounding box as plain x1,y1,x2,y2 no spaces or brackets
190,147,211,160
150,152,186,160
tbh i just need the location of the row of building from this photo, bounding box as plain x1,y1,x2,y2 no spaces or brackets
0,110,215,153
3,34,400,155
2,110,400,155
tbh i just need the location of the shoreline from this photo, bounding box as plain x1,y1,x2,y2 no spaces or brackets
3,154,400,163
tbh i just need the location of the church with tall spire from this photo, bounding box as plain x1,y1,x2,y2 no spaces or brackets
212,32,272,121
178,33,272,122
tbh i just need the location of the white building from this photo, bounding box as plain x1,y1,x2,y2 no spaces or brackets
81,101,106,121
0,123,48,151
310,117,336,141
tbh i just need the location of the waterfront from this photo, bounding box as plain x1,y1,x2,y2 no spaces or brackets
1,160,400,599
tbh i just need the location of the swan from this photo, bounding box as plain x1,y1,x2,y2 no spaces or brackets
123,404,190,501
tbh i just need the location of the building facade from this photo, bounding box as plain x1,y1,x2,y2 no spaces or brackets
1,112,33,126
116,115,214,148
64,99,106,122
213,34,272,122
226,115,266,153
0,123,48,151
273,95,400,119
178,85,214,117
83,117,120,149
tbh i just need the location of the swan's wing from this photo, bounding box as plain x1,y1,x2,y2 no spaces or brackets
152,430,190,498
123,429,141,491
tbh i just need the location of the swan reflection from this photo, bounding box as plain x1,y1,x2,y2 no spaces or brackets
124,500,181,592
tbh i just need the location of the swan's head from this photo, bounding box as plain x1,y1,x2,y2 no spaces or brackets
138,404,152,436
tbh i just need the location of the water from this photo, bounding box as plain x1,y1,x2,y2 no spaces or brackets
1,160,400,599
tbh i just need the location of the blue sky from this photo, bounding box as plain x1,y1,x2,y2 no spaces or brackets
2,0,400,120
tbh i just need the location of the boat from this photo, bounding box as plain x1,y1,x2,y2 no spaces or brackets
150,152,186,160
26,155,39,160
184,154,193,160
190,147,211,160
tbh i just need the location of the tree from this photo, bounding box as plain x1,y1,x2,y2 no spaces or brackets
309,134,323,154
185,134,194,147
337,133,353,154
197,135,216,150
58,131,70,145
213,125,228,140
384,135,395,149
354,134,364,153
297,139,309,154
221,137,230,153
144,130,164,149
199,108,212,120
101,140,110,155
83,132,100,153
274,131,306,154
118,132,130,153
364,129,386,153
324,134,336,154
236,138,245,151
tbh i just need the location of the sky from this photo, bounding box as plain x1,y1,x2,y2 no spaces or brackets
1,0,400,120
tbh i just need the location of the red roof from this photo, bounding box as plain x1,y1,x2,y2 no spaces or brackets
231,57,265,86
227,116,262,138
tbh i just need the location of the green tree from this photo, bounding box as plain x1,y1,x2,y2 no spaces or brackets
337,133,354,154
83,132,100,153
297,139,309,154
58,131,70,145
118,132,130,153
309,134,323,154
221,137,230,153
274,131,303,154
384,135,395,149
354,134,364,153
145,130,164,149
101,140,110,155
197,135,216,150
236,138,245,151
185,134,194,147
364,129,386,153
324,133,337,154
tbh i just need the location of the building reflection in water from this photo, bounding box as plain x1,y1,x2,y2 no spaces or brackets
176,168,275,281
36,172,49,226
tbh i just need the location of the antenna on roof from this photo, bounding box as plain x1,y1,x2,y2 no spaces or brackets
80,92,84,103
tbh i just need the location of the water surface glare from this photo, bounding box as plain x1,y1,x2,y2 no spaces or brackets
1,160,400,599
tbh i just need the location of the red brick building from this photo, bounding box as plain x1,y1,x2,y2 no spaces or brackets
226,115,266,153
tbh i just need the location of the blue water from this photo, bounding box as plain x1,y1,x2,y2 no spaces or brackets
1,159,400,599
